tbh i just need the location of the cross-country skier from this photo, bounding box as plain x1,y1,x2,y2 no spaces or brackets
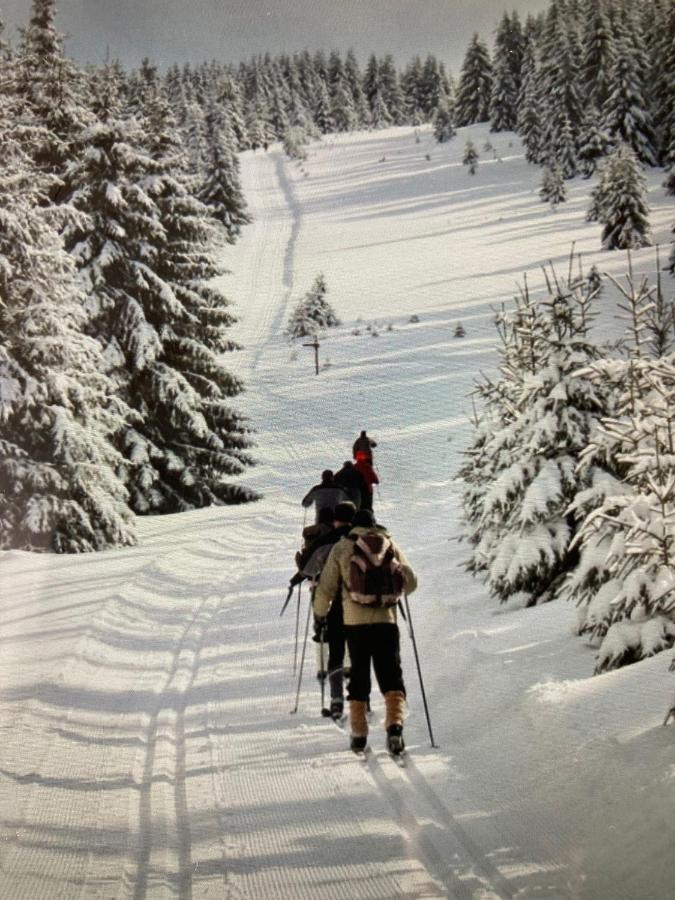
353,455,379,511
352,430,377,461
308,501,357,718
313,509,417,755
334,460,366,509
289,507,335,587
301,470,347,523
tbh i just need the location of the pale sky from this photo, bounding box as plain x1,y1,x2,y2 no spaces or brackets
1,1,551,72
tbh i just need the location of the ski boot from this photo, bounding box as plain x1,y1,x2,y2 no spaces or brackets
386,724,405,756
350,735,367,753
330,698,344,721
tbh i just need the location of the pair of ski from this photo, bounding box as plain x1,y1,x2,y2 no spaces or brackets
323,709,406,765
352,744,407,766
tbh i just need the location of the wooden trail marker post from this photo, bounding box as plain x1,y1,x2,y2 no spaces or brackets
302,337,320,375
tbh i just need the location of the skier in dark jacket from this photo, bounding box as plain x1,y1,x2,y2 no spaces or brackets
352,430,377,461
334,460,366,509
308,501,357,718
353,456,379,511
290,507,335,586
302,470,347,523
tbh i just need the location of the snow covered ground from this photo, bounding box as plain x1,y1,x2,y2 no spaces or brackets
1,124,673,899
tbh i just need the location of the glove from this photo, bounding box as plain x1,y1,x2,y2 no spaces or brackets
313,616,328,641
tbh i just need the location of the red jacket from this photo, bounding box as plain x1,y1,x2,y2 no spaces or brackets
354,458,379,493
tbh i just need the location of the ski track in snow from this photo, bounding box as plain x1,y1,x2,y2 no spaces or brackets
2,125,675,899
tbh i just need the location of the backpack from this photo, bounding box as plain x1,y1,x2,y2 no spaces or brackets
301,542,335,581
347,532,405,607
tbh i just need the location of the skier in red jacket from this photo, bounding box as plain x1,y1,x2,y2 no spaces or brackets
352,430,377,461
354,453,379,511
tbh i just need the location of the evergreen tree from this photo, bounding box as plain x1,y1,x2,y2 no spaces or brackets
460,266,613,605
567,262,675,670
282,125,309,160
586,165,606,224
577,103,610,177
286,275,339,338
418,54,445,121
595,144,652,250
183,100,208,174
517,41,544,164
489,51,518,132
0,85,135,552
200,104,251,242
63,72,255,513
218,75,249,151
603,34,658,165
370,90,393,129
330,78,358,132
401,56,425,125
379,55,405,125
455,35,493,127
344,49,369,128
489,13,520,132
553,113,577,179
652,2,675,166
363,54,380,115
14,0,93,186
313,79,334,134
269,83,291,138
581,0,616,109
433,94,455,143
463,140,479,174
540,164,567,206
539,6,583,168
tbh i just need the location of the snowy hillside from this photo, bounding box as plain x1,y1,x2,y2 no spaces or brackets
1,124,674,899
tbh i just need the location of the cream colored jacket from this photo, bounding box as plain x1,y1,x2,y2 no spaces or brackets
313,527,417,626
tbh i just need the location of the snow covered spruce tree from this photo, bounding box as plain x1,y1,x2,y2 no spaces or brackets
455,34,492,127
590,144,651,250
577,103,610,178
540,164,567,207
433,94,455,143
13,0,93,190
200,102,251,242
581,0,616,110
459,262,614,605
537,1,582,177
602,29,657,167
566,257,675,670
286,274,339,338
516,39,544,165
0,83,135,552
62,68,256,514
462,140,479,175
489,12,524,133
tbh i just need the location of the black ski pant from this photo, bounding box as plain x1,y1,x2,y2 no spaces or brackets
345,623,405,702
313,599,348,700
327,600,347,700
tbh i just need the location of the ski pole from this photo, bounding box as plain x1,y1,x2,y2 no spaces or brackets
290,586,313,714
293,581,302,675
280,582,295,617
403,592,438,748
319,626,326,713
